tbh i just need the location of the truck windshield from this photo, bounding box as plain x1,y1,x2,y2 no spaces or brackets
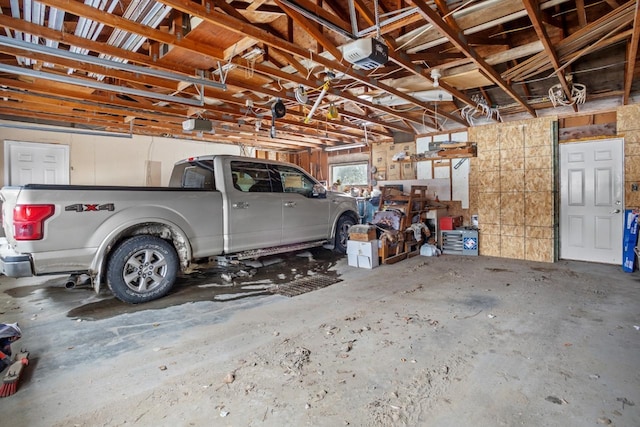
168,160,215,189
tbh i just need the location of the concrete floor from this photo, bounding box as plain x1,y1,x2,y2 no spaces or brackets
1,250,639,426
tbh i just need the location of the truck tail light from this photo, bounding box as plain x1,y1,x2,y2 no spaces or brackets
13,204,55,240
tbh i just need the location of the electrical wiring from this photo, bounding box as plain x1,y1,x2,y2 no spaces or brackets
471,58,625,113
461,95,501,125
388,105,423,113
548,83,587,107
294,86,308,104
244,58,256,79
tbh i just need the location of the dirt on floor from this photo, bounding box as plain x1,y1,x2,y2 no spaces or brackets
0,251,639,427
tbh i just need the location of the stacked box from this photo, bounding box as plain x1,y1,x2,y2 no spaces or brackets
347,240,380,269
349,225,376,241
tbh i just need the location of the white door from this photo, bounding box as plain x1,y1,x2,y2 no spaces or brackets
4,141,69,185
560,138,624,264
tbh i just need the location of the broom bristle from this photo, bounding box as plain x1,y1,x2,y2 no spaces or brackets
0,380,16,397
0,351,28,398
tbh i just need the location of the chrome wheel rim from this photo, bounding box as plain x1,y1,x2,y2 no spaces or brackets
122,248,169,293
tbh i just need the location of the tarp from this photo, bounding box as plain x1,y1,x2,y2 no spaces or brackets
622,209,639,273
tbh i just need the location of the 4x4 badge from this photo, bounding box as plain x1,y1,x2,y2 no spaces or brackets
65,203,115,212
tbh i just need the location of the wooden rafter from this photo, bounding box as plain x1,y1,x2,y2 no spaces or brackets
0,0,634,150
503,2,636,82
576,0,588,28
155,0,466,127
0,7,400,141
274,0,343,61
410,0,535,116
521,0,577,112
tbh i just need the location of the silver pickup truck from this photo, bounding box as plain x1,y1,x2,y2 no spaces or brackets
0,155,358,303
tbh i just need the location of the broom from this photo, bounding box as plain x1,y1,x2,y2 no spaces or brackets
0,351,29,397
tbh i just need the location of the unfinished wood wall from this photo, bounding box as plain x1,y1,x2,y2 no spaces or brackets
618,104,640,210
468,116,557,263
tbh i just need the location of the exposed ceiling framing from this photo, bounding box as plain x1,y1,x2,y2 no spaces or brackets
0,0,637,152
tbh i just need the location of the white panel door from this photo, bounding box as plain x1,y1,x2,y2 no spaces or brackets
560,139,623,264
5,141,69,185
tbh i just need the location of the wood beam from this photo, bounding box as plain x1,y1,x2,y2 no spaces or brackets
278,0,353,36
623,0,640,104
0,14,193,74
38,0,225,59
352,0,397,48
0,14,400,142
410,0,535,116
274,0,343,61
156,0,465,127
576,0,588,28
605,0,622,9
522,0,577,111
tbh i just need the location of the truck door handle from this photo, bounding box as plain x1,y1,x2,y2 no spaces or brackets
232,202,249,209
284,201,296,207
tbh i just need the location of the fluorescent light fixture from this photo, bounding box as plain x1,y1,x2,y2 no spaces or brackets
0,37,225,91
324,143,366,152
364,89,453,106
0,63,207,107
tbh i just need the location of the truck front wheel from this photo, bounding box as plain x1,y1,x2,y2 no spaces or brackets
107,236,179,304
334,215,356,254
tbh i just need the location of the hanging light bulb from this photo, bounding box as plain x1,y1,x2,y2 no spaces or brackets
430,68,441,87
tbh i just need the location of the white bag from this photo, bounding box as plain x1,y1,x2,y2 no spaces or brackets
420,243,441,257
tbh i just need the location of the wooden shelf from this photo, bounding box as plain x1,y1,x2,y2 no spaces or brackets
376,185,431,264
395,144,477,162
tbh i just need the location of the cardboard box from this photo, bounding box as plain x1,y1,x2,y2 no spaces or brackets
349,225,376,241
347,240,379,269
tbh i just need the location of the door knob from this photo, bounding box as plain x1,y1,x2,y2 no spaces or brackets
610,209,621,214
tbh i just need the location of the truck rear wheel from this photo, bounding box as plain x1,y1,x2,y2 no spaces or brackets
334,215,356,254
107,235,178,304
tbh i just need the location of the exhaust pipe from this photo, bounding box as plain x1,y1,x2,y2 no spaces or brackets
65,274,91,289
65,274,80,289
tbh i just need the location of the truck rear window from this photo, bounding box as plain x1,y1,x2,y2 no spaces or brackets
169,160,215,189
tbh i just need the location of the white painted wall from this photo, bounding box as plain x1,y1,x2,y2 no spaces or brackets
415,131,470,208
0,120,244,187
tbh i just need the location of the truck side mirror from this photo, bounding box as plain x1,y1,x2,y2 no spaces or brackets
312,184,327,198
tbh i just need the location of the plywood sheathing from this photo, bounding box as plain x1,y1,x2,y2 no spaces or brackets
469,116,557,262
372,142,417,181
617,104,640,210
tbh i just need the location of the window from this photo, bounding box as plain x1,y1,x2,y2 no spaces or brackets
169,159,214,189
331,162,368,187
230,161,283,193
276,165,317,198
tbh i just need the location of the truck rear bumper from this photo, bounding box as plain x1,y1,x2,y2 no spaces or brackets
0,238,33,277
